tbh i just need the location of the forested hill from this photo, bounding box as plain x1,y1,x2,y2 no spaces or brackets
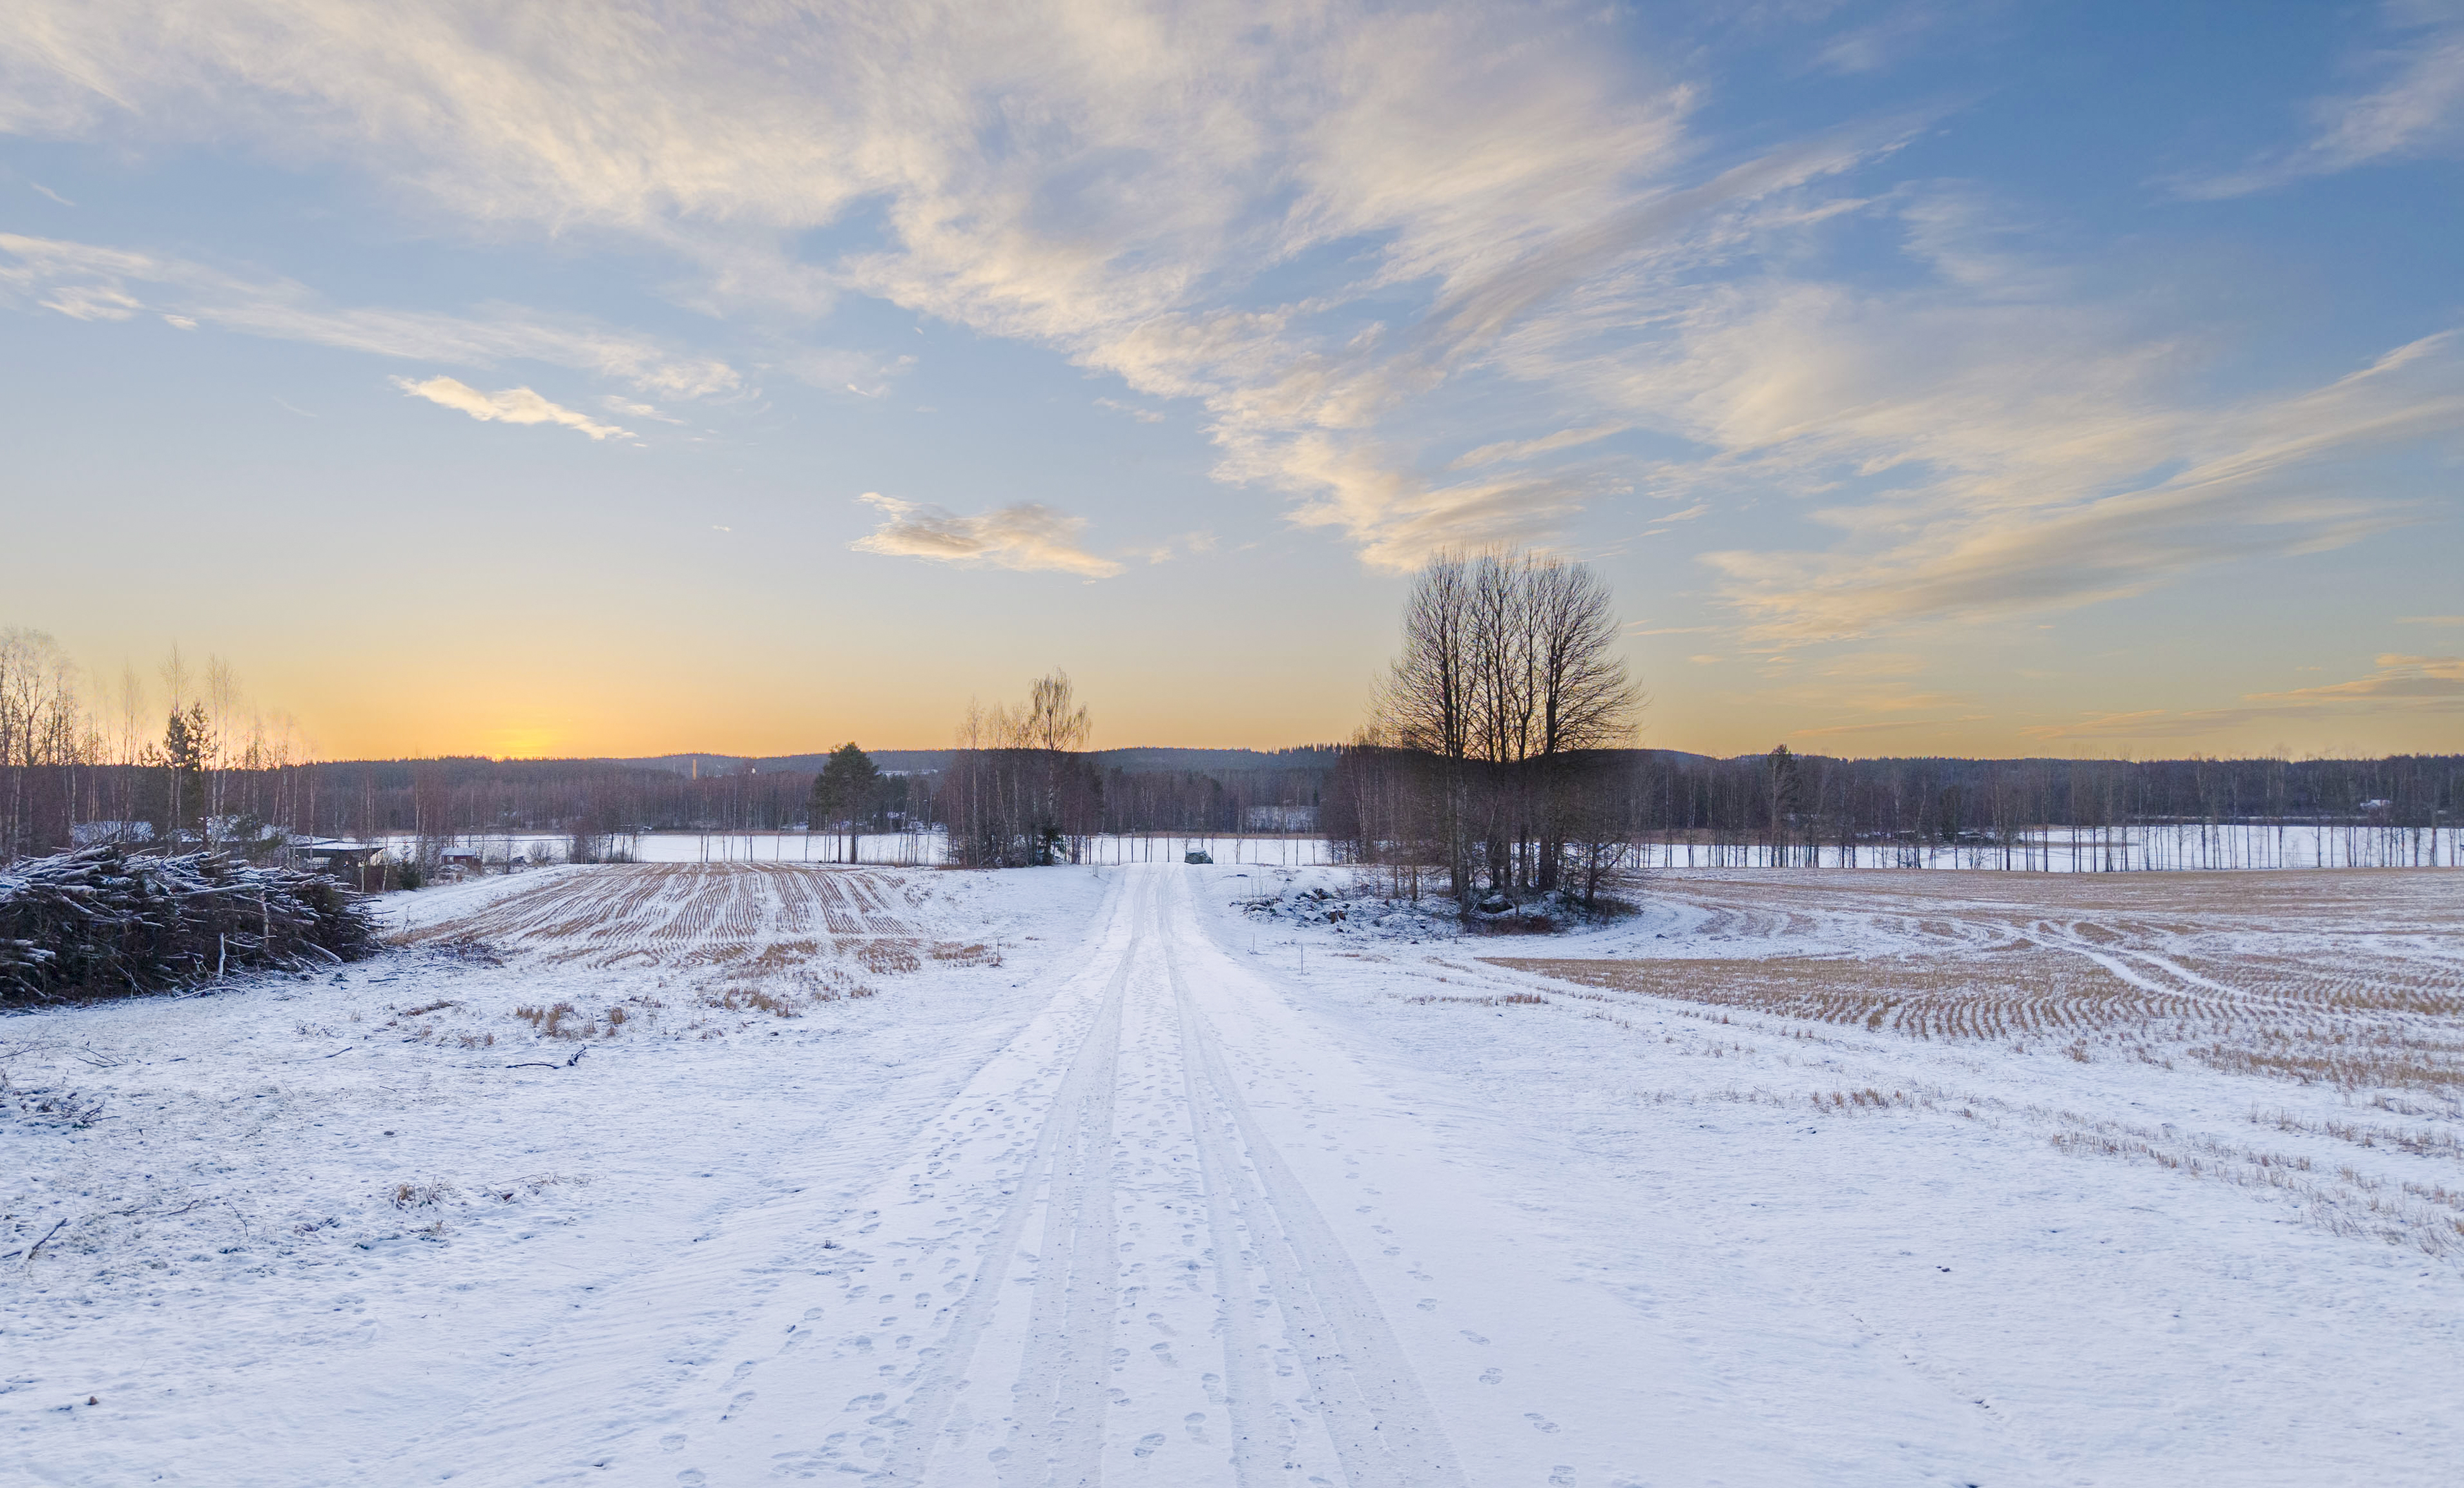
612,745,1347,776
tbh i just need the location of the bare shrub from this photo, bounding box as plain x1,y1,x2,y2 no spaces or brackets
702,986,801,1018
514,1001,589,1038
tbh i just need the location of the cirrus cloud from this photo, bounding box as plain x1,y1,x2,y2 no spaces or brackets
0,232,743,398
3,0,2457,645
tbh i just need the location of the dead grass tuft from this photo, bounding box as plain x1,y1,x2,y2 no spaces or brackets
1404,990,1548,1008
513,1001,594,1039
703,986,802,1018
855,940,922,975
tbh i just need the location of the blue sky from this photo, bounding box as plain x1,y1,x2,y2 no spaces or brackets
2,1,2459,758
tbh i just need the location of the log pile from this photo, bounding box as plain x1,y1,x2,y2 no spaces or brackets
0,845,380,1002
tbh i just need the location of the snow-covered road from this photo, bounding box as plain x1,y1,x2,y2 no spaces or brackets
10,860,2458,1485
651,865,2024,1487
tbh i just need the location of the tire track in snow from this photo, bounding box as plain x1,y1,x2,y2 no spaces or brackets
662,867,1458,1487
1000,882,1140,1487
876,882,1138,1485
1160,873,1467,1488
1169,942,1277,1488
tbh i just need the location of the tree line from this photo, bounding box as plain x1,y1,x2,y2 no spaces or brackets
1324,552,2464,906
8,623,2454,879
1327,743,2464,885
1,631,313,863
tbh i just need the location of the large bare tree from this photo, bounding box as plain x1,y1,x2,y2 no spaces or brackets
1370,549,1637,904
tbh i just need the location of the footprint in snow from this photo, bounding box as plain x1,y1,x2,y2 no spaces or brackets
1134,1433,1166,1458
1526,1412,1560,1434
1480,1368,1502,1385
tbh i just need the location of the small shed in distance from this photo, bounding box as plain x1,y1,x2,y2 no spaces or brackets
292,838,386,892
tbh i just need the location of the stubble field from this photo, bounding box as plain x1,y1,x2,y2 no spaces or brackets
6,860,2461,1485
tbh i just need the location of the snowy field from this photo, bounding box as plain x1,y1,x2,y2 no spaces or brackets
5,862,2461,1485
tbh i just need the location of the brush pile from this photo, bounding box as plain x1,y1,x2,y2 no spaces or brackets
0,845,380,1002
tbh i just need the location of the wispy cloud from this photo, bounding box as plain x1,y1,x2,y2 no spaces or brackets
1791,717,1964,738
1450,424,1624,469
2179,7,2464,198
602,395,683,424
1692,327,2460,641
3,0,2454,634
850,493,1122,578
1117,530,1218,565
392,375,631,441
0,2,1706,564
0,232,742,398
1095,397,1165,424
2022,654,2464,739
2246,653,2464,707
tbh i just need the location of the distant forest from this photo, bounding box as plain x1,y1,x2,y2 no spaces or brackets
3,739,2457,865
0,744,1347,859
1327,747,2464,876
1,625,2455,871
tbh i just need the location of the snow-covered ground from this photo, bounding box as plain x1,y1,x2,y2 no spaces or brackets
5,862,2459,1485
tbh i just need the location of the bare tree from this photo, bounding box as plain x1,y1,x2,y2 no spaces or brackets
1529,558,1636,757
1378,554,1472,761
1016,671,1092,753
945,672,1099,867
1369,549,1638,907
0,630,85,860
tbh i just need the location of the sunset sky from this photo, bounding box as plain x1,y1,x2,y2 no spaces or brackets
5,2,2460,760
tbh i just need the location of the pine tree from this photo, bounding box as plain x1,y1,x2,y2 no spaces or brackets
163,701,211,845
811,743,880,864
